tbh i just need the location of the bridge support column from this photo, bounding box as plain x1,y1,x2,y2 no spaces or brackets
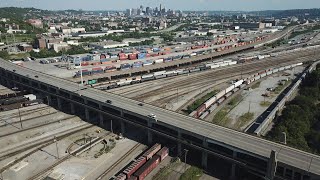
99,113,104,127
70,103,75,114
147,121,153,145
266,150,277,180
177,131,182,156
120,120,125,135
201,139,208,169
57,97,62,110
229,151,237,180
85,108,90,122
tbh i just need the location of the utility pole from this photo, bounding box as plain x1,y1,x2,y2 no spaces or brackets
184,149,189,171
80,57,84,86
54,136,59,159
18,108,23,129
111,119,113,133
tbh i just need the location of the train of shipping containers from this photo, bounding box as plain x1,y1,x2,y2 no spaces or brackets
123,156,147,178
120,63,131,70
119,53,128,60
143,143,161,160
115,173,126,180
138,53,147,59
133,156,160,180
156,147,169,161
91,67,104,74
129,54,138,60
105,66,117,72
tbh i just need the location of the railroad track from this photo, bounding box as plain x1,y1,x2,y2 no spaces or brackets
0,106,52,119
27,132,112,180
0,124,95,173
0,109,58,128
112,49,320,110
111,47,319,96
96,143,143,180
0,115,76,138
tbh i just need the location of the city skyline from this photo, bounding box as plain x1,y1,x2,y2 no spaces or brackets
0,0,319,11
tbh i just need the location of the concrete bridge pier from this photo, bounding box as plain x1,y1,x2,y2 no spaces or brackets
147,121,153,145
120,120,125,136
229,151,238,180
201,139,208,169
99,112,104,127
266,150,277,180
57,97,62,110
70,102,75,114
177,131,182,156
85,108,90,122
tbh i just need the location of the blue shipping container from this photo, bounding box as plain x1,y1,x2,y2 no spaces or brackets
138,53,147,59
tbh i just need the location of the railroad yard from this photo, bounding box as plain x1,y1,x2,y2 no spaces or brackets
2,22,320,180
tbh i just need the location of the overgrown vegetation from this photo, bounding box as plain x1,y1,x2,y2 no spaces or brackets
212,95,243,126
185,90,219,114
251,81,261,89
236,112,254,128
153,158,181,180
0,51,9,59
30,45,90,58
260,101,272,107
267,67,320,154
179,166,203,180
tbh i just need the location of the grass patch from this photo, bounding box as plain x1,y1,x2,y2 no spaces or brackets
212,109,230,125
234,112,255,129
153,159,181,180
251,82,261,89
274,80,291,94
185,90,219,114
212,94,243,126
260,101,272,107
179,166,203,180
9,52,30,60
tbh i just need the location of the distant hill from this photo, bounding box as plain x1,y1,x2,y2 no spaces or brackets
0,7,53,19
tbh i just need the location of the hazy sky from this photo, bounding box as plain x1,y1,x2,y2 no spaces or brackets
0,0,319,11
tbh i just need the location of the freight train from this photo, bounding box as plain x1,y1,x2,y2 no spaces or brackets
191,62,303,119
115,143,169,180
99,60,237,90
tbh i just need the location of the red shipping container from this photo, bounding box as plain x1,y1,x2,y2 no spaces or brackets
143,144,161,160
156,147,169,161
146,54,151,57
134,156,160,180
124,156,147,178
128,176,137,180
129,54,137,60
197,104,206,117
100,54,106,59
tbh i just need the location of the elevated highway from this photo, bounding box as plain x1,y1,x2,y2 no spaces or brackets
0,56,320,179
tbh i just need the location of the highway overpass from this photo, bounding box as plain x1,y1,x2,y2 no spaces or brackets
1,58,320,180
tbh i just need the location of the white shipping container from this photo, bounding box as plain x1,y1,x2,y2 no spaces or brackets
228,61,237,65
204,96,217,108
210,65,220,69
267,71,272,75
279,67,285,71
296,62,303,66
200,112,209,119
225,85,235,94
209,103,218,112
154,59,164,63
24,94,37,101
284,65,291,70
273,68,279,73
190,53,197,56
254,76,261,81
142,74,154,78
258,55,265,60
223,60,232,63
220,63,228,67
264,55,271,58
154,71,166,76
234,80,244,87
215,91,226,100
261,73,267,78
